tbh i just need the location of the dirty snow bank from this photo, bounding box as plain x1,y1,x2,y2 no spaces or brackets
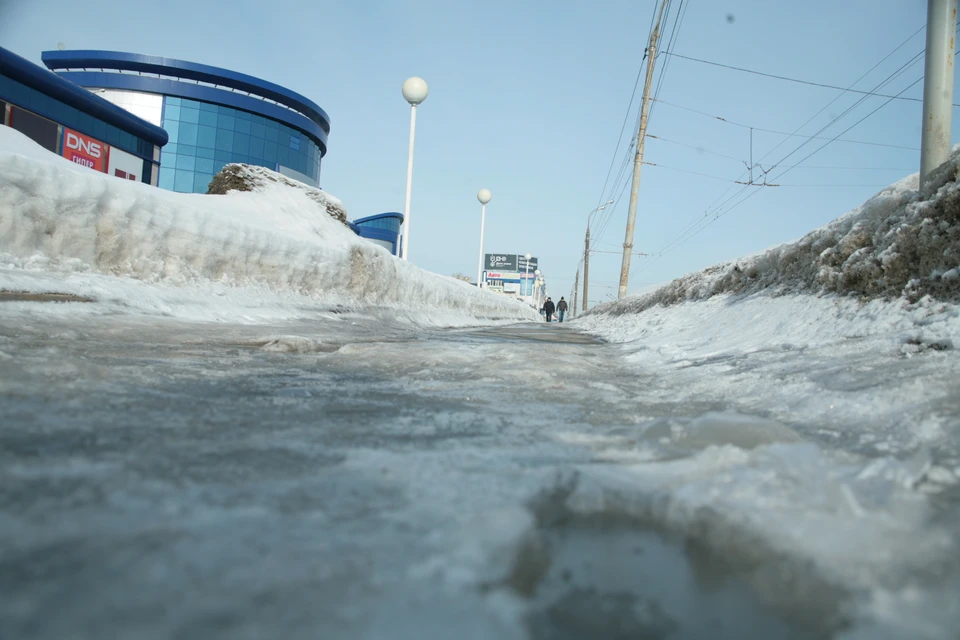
0,126,537,324
592,149,960,320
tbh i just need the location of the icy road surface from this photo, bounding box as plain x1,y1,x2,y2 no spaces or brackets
1,311,958,640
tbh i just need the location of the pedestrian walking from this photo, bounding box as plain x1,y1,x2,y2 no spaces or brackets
542,297,555,323
556,297,568,322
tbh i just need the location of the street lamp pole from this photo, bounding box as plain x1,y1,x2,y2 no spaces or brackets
476,189,492,288
524,252,532,302
400,77,429,261
534,269,542,308
583,200,614,313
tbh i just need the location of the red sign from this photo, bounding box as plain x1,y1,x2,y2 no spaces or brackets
61,128,105,172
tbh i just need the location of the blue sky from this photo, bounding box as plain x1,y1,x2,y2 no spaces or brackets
1,0,954,305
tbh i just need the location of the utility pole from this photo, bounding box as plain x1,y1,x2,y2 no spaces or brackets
583,228,591,312
572,266,580,317
618,0,667,298
920,0,957,188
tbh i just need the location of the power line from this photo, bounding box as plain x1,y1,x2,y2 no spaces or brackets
651,99,920,150
646,134,743,161
664,51,960,106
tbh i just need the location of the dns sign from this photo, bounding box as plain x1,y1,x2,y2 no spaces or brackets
61,128,105,172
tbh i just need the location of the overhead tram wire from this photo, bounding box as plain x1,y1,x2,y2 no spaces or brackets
690,22,929,224
650,99,921,151
645,22,937,260
648,59,948,264
635,25,941,274
663,51,960,106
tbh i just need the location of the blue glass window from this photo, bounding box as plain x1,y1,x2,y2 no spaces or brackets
166,97,181,107
199,101,218,113
197,147,215,160
289,134,300,151
164,104,180,122
179,144,197,157
250,121,265,139
215,129,234,152
199,110,218,128
164,143,179,155
164,154,178,170
158,167,175,190
264,125,279,143
178,155,196,171
179,122,199,146
248,136,264,158
193,173,212,193
218,114,235,131
174,169,194,193
180,107,199,124
234,109,251,121
197,125,216,149
234,118,251,135
233,133,250,156
196,157,214,174
214,150,232,163
263,140,277,162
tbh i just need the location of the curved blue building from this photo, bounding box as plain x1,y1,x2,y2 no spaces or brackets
0,46,167,184
42,50,330,193
350,212,404,256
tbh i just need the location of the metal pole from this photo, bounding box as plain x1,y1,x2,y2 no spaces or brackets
400,104,418,260
749,127,753,185
476,203,486,288
525,260,530,301
920,0,957,188
572,266,579,317
618,0,667,298
582,228,590,312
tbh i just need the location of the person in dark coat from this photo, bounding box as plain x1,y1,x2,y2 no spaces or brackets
542,297,555,322
556,297,568,322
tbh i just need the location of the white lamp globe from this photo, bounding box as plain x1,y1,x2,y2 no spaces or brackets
477,188,492,204
525,252,531,260
534,269,541,276
402,77,429,105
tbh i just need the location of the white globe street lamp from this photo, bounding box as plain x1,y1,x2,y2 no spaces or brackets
476,189,492,288
400,77,429,261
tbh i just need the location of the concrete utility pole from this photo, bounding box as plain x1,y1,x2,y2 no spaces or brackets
920,0,957,188
583,227,591,312
618,0,668,298
582,200,613,313
572,266,580,317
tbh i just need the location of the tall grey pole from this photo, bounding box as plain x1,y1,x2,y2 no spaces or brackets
920,0,957,188
618,0,668,298
572,266,579,317
476,202,486,287
582,228,591,312
400,104,418,261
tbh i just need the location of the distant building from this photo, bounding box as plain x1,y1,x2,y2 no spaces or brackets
42,49,330,194
482,253,544,303
0,46,167,184
349,212,403,256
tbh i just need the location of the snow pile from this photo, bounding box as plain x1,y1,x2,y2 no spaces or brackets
0,127,537,323
592,152,960,319
206,162,349,225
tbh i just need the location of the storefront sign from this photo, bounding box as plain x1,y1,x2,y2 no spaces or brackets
106,145,142,182
61,128,105,172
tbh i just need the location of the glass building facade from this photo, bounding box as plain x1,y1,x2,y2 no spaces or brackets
351,213,404,256
42,50,330,194
0,46,167,184
158,97,321,193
